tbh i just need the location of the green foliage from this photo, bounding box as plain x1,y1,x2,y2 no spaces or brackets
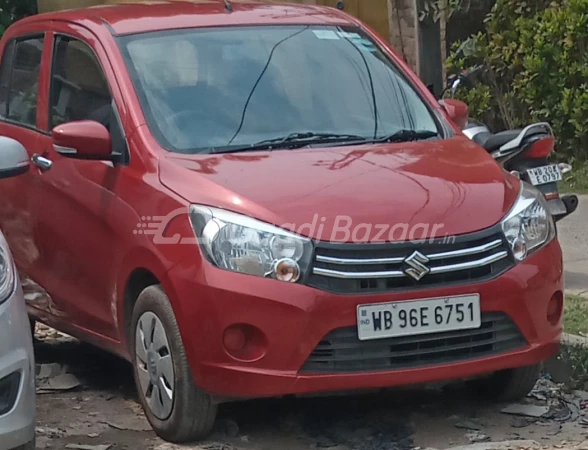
448,0,588,160
0,0,37,37
558,343,588,389
560,159,588,193
419,0,472,23
551,295,588,388
564,294,588,335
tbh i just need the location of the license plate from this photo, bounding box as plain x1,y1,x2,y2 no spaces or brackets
527,164,562,186
357,294,481,341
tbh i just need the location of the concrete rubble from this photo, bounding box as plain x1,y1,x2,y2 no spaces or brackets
30,324,588,450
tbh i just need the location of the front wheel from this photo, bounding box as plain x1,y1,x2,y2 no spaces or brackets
131,285,217,443
466,364,540,402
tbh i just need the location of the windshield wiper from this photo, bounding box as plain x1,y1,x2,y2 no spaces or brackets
209,130,439,154
256,132,368,146
369,129,440,144
211,132,368,154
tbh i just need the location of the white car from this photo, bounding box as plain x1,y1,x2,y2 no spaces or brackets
0,137,35,450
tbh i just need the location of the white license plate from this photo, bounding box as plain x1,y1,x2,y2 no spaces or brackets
357,294,481,341
527,164,562,185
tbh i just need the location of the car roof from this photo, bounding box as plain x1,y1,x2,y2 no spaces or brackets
23,1,357,36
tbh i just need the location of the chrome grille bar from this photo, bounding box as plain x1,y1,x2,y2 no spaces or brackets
315,255,405,265
315,239,503,265
428,239,503,260
312,250,508,279
429,251,508,275
313,267,405,279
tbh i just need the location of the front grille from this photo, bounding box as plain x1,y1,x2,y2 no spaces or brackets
308,225,513,294
301,312,526,374
0,371,21,416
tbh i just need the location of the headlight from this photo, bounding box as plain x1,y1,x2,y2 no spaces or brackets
501,182,555,261
0,233,15,303
189,206,313,282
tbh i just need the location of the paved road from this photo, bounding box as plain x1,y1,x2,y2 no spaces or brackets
558,194,588,292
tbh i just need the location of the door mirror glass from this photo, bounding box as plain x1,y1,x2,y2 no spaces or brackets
0,137,30,179
52,120,112,160
439,99,470,129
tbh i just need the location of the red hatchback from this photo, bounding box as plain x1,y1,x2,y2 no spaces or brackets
0,0,563,443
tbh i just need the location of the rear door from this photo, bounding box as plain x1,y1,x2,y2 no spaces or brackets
0,27,56,317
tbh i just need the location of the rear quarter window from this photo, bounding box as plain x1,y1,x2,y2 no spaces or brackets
0,40,15,119
0,35,44,128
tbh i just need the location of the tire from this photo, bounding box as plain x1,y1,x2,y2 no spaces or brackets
467,364,540,402
130,285,217,443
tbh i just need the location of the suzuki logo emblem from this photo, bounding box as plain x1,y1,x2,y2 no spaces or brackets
403,251,430,281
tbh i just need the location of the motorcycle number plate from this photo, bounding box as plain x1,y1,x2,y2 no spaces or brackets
527,164,562,186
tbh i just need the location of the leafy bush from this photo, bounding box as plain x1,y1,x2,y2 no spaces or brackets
0,0,37,36
443,1,496,56
448,0,588,160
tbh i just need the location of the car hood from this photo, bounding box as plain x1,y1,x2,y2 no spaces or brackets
159,136,519,242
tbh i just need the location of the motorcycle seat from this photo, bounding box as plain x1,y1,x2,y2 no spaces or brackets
473,129,522,152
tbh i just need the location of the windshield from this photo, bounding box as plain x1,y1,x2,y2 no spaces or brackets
120,25,441,154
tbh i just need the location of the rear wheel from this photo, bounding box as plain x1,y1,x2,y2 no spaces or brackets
131,285,217,442
467,364,540,402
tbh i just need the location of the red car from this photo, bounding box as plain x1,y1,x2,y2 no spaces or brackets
0,0,563,443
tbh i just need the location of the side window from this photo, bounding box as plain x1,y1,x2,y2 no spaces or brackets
50,36,112,129
0,40,15,119
0,36,44,127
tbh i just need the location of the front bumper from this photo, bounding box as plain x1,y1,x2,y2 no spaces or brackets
164,239,563,399
0,280,36,450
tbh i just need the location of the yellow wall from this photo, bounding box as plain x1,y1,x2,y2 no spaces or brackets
37,0,162,13
37,0,391,42
38,0,101,13
315,0,389,41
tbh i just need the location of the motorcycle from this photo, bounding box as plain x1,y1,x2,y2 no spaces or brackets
437,44,578,222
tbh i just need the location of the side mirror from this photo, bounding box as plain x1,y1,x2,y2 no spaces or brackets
0,137,30,179
439,99,470,130
52,120,112,160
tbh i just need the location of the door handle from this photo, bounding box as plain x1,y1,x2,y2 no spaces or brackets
32,154,52,171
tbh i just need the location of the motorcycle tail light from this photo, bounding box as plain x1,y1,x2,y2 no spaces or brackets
525,136,555,158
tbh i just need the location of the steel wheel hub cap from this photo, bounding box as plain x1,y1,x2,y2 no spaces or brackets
135,312,175,420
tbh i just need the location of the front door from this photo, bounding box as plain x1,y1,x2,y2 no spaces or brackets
31,24,130,340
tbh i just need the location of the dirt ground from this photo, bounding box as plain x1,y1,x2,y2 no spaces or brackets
33,325,588,450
